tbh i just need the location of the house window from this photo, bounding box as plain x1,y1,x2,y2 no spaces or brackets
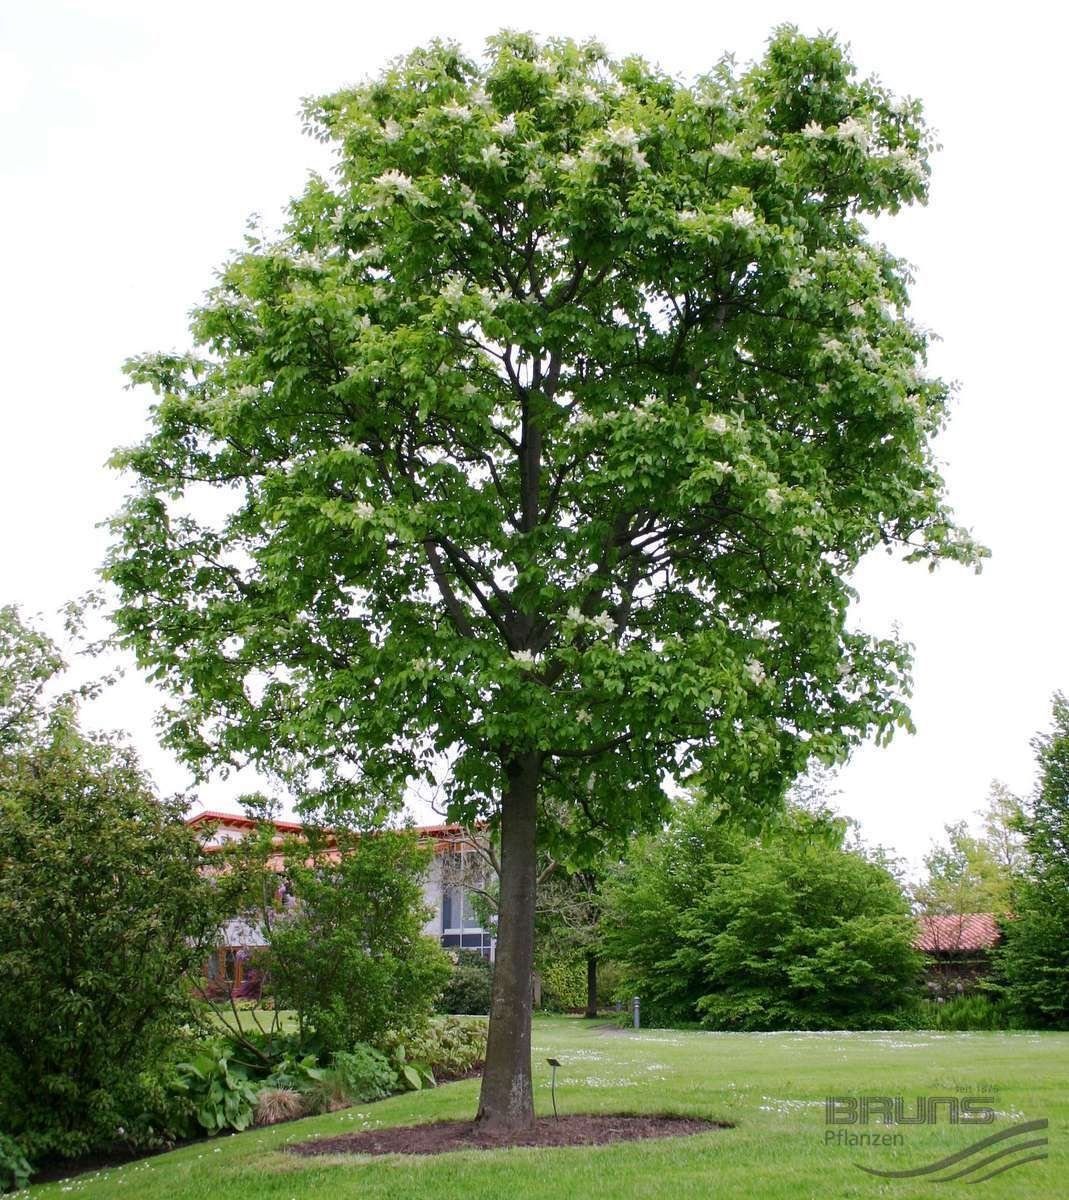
440,848,493,958
204,947,244,989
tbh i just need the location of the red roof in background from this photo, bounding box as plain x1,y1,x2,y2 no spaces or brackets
187,810,305,834
185,809,476,841
915,913,1002,953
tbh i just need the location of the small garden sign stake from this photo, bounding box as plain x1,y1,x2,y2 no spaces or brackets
547,1058,561,1120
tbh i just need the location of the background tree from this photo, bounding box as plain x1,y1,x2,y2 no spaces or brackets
602,798,920,1029
0,604,63,752
998,695,1069,1026
0,609,219,1163
534,866,603,1016
912,784,1024,916
107,29,982,1129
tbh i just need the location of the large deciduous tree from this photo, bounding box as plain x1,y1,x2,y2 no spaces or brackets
107,30,981,1129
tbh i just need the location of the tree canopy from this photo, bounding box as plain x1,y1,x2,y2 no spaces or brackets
912,783,1024,917
106,28,982,1128
999,695,1069,1026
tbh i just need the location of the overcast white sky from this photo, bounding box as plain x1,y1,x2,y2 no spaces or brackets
2,0,1066,868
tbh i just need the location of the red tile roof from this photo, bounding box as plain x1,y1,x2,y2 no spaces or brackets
185,809,477,841
915,913,1001,953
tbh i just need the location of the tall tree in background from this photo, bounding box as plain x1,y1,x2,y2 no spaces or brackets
999,695,1069,1026
912,783,1024,917
107,30,981,1129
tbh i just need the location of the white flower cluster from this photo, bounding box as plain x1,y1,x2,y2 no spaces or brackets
481,144,506,168
765,486,784,511
744,658,766,685
801,121,824,139
729,206,756,229
752,144,780,163
492,115,517,137
441,100,472,120
605,123,648,170
381,118,403,142
703,413,729,435
373,170,428,204
511,649,537,667
353,501,375,520
606,123,638,149
458,183,479,219
711,140,740,159
835,116,869,149
236,384,259,399
888,146,924,179
566,606,617,635
441,274,467,305
788,268,815,290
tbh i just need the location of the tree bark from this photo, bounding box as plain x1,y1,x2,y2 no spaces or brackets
585,951,598,1018
475,753,539,1131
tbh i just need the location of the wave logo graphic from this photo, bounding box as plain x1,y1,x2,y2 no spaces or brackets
856,1118,1048,1184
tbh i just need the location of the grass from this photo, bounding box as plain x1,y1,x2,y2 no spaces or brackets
208,1004,301,1037
27,1016,1067,1199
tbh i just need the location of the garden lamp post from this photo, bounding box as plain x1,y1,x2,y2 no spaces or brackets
546,1058,561,1119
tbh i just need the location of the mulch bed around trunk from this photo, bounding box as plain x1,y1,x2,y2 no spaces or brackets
287,1114,728,1157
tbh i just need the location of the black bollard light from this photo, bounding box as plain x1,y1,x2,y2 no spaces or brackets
546,1058,561,1119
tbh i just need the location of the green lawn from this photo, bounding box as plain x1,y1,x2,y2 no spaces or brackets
29,1017,1067,1199
209,1004,301,1037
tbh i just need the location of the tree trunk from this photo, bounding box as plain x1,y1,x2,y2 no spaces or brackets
585,951,598,1018
475,753,539,1131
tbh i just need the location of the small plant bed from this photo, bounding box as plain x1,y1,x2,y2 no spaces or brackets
286,1114,728,1156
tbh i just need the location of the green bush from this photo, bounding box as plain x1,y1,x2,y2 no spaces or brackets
380,1016,487,1081
437,951,492,1015
265,829,452,1055
0,712,220,1163
902,994,1027,1031
172,1050,261,1135
539,958,587,1012
0,1133,31,1194
595,960,626,1009
602,804,921,1030
330,1044,398,1102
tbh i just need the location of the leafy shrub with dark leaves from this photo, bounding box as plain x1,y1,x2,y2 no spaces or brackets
437,950,492,1015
